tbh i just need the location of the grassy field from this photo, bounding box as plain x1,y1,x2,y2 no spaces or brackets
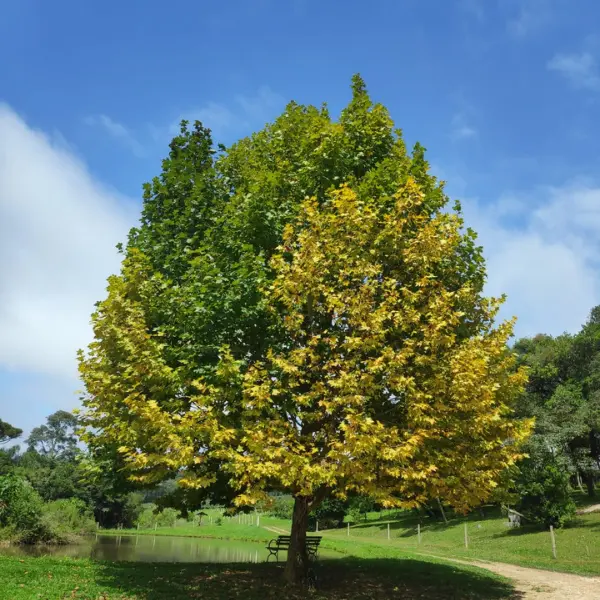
0,550,518,599
326,506,600,576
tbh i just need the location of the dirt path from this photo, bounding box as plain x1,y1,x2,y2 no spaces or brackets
418,554,600,599
577,503,600,514
263,525,288,535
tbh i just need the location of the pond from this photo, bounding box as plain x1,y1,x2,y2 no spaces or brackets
0,534,340,564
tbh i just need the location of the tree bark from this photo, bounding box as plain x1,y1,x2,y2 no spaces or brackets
284,496,310,585
585,472,596,498
576,470,585,494
436,497,448,524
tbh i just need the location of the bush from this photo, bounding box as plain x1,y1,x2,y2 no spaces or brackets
516,448,576,528
348,495,375,522
0,475,50,543
309,498,347,530
156,507,179,527
41,498,97,542
267,495,294,520
0,475,99,544
135,504,179,529
121,492,145,527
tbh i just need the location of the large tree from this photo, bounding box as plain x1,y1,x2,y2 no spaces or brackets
0,419,22,445
79,77,531,583
26,410,79,459
514,310,600,498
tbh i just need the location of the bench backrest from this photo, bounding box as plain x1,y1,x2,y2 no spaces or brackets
275,535,321,545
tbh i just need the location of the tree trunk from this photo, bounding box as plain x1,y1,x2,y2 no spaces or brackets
284,496,310,585
436,497,448,524
585,472,596,498
576,470,585,494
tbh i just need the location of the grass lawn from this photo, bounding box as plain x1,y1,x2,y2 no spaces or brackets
326,505,600,576
0,552,519,599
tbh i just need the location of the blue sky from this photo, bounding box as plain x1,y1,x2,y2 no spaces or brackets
2,0,600,439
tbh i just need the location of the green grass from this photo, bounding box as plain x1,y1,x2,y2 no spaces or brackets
0,551,518,599
326,505,600,576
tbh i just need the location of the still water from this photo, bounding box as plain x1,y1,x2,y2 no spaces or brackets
0,535,278,563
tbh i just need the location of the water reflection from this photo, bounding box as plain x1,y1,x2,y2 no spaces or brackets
0,535,269,563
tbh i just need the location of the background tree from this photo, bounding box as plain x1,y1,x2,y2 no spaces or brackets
0,419,22,445
26,410,78,458
514,308,600,499
79,77,531,584
514,442,576,527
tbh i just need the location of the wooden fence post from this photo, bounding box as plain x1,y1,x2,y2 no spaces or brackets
347,522,350,537
417,523,421,544
387,522,390,540
464,523,469,549
550,526,557,559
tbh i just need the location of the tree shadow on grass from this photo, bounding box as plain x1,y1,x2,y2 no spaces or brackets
92,556,523,599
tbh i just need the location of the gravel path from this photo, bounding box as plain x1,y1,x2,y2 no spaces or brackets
576,503,600,514
420,554,600,599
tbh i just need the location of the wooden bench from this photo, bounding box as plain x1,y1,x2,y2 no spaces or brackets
266,535,322,562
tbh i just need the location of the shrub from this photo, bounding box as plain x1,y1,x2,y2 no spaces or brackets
121,492,145,527
135,504,157,529
135,504,179,529
0,475,49,542
267,495,294,520
309,498,347,530
515,447,576,528
156,507,178,527
41,498,97,542
348,495,375,522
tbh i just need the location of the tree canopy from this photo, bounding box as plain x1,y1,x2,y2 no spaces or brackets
79,76,532,583
514,309,600,498
0,419,22,445
26,410,79,458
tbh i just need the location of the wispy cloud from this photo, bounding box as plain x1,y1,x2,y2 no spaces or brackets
84,114,146,157
451,113,478,140
174,86,285,141
88,87,285,153
505,0,555,38
548,52,600,91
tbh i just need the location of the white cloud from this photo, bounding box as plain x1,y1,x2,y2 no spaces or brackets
175,86,285,140
460,182,600,338
547,52,600,91
451,113,478,140
505,0,554,38
462,0,557,37
84,113,145,157
0,104,134,380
